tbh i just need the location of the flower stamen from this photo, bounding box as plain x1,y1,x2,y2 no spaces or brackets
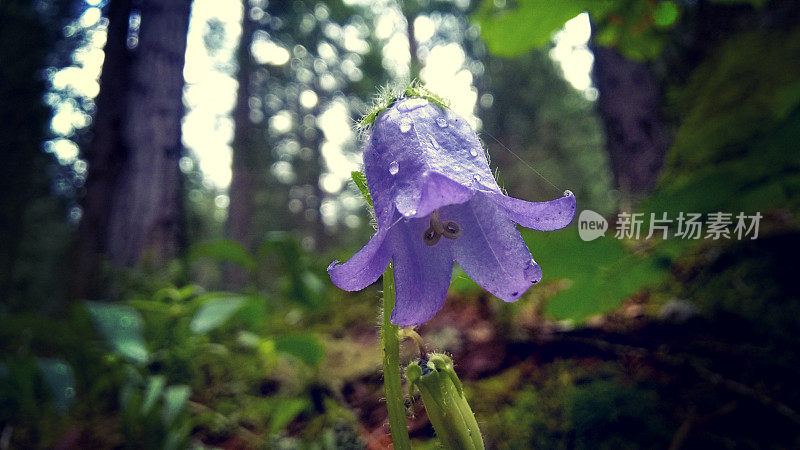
423,226,441,246
424,210,461,245
429,210,445,235
442,221,462,239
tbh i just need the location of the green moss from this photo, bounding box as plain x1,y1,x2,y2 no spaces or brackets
664,27,800,178
471,361,669,449
679,232,800,344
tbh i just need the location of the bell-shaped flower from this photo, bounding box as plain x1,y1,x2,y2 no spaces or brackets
328,96,576,326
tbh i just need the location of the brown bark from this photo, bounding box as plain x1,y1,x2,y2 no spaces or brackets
224,10,261,289
406,10,421,81
71,0,191,299
226,11,260,254
591,45,670,203
106,0,190,267
71,0,133,299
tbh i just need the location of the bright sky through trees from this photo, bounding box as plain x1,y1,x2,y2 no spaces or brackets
179,2,593,189
48,1,594,191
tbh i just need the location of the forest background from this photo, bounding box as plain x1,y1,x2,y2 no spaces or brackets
1,0,799,448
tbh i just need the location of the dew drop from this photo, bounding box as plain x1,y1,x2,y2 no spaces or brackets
523,260,541,282
436,117,448,128
388,161,399,175
399,116,412,133
428,134,440,149
469,149,478,157
472,174,481,183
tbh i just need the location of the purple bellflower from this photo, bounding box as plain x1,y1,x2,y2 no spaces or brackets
328,96,576,326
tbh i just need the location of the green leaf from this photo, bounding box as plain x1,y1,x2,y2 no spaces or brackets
298,270,325,309
36,357,75,415
141,375,166,415
188,239,257,272
189,296,247,334
473,0,587,57
351,171,373,207
653,1,679,27
268,398,309,435
161,384,190,426
521,228,667,322
85,301,149,364
275,333,324,367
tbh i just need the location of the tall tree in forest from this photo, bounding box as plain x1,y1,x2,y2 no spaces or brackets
72,0,192,299
589,0,793,202
0,0,67,308
591,45,669,202
225,0,385,270
475,0,796,204
473,1,680,203
227,9,262,256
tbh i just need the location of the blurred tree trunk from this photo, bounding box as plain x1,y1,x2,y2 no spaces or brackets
70,0,132,299
405,9,421,81
72,0,191,299
591,44,670,204
590,0,799,205
225,8,262,289
0,0,54,304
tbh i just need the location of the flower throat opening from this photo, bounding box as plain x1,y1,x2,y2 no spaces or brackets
423,210,462,246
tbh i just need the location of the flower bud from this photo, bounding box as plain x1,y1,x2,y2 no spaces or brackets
406,353,484,449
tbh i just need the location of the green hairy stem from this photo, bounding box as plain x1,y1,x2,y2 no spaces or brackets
381,263,412,449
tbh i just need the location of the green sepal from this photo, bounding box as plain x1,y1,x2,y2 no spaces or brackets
430,354,464,396
350,171,373,207
358,81,450,129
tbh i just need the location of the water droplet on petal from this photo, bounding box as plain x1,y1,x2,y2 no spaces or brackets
469,149,478,157
472,174,481,184
564,190,573,197
436,117,448,128
399,116,412,133
428,134,440,149
388,161,399,175
397,97,428,112
523,260,541,282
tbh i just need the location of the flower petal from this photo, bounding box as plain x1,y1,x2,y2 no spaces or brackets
363,99,499,223
488,190,576,231
445,193,543,302
328,222,392,291
396,171,474,218
389,216,455,326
